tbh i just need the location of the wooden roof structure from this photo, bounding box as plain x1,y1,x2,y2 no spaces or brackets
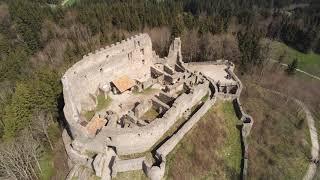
112,75,136,93
86,116,107,135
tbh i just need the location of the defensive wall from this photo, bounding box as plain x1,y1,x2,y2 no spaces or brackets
185,60,253,179
72,82,209,156
62,34,254,180
62,33,153,138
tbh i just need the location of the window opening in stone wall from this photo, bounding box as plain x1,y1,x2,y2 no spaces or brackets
140,48,144,55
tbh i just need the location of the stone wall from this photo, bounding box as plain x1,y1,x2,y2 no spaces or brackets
156,92,175,105
186,59,232,66
113,157,145,173
166,38,182,66
156,95,215,158
151,97,170,112
62,33,254,180
62,129,92,168
134,100,152,118
76,83,209,155
231,89,253,180
62,33,153,138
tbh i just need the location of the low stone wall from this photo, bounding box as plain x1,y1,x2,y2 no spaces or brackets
164,64,174,75
232,97,253,180
76,83,209,156
151,98,170,112
186,59,231,66
164,74,174,84
156,96,215,158
134,100,152,118
156,92,175,105
225,68,243,97
113,157,145,173
62,129,92,168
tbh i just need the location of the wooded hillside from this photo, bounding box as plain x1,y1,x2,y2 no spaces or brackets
0,0,319,179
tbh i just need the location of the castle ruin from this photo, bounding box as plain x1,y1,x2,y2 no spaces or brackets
62,33,253,180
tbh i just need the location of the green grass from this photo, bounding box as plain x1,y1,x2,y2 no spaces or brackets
82,94,112,121
61,0,77,6
48,122,61,143
132,87,157,95
39,152,54,180
268,40,320,76
241,83,310,179
113,170,148,180
83,110,95,121
165,101,242,180
141,108,159,122
90,175,101,180
96,94,111,111
201,93,209,102
219,102,242,174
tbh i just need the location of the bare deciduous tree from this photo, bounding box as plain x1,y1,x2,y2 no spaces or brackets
182,29,200,62
144,26,171,57
0,132,42,180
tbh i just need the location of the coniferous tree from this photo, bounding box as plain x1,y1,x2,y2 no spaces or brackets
286,58,298,75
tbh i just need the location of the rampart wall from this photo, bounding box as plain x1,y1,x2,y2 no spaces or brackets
62,34,254,180
62,33,153,138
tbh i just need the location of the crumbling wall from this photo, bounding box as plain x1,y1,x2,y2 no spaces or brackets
134,100,152,118
78,83,209,155
167,38,182,66
156,96,215,158
156,92,175,105
63,33,153,138
229,68,253,180
113,157,145,173
62,129,92,168
187,59,233,67
151,98,170,112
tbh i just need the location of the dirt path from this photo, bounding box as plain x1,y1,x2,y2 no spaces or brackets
297,100,320,180
263,88,319,180
269,59,320,81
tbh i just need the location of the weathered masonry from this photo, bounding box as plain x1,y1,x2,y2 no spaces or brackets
62,33,253,180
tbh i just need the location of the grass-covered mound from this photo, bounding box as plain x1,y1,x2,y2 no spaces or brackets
241,83,310,179
165,102,242,180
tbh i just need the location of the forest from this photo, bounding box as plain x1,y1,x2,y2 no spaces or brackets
0,0,319,179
